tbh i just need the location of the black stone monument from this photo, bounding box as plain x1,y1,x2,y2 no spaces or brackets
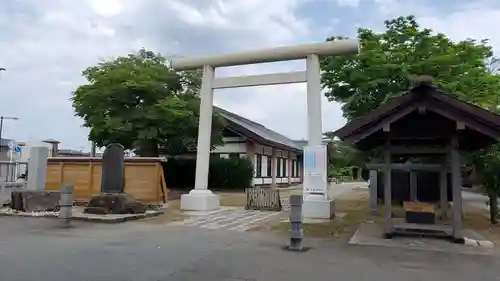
101,143,125,193
84,143,146,215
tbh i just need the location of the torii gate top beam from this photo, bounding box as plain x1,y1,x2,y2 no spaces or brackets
171,39,360,70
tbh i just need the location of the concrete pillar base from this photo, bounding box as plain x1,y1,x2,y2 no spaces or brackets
180,189,220,211
302,198,335,219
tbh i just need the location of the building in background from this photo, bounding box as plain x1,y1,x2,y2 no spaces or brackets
0,138,14,161
16,140,53,163
170,108,303,186
217,108,303,186
58,149,91,157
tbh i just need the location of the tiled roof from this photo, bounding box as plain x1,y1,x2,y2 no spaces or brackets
215,107,302,152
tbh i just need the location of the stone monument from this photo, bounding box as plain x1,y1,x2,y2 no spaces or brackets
84,143,146,215
101,143,125,193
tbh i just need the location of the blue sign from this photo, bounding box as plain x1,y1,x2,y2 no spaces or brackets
14,146,20,153
304,150,316,170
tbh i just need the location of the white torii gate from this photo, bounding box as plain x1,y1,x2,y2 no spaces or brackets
171,40,360,218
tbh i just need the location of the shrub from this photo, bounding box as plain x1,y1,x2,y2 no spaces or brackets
163,156,254,191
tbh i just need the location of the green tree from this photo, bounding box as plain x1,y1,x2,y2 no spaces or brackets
72,49,224,156
324,132,367,179
321,15,498,120
470,145,500,224
321,15,500,223
469,60,500,224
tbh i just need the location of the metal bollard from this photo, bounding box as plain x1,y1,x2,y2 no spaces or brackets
284,195,309,252
59,183,74,228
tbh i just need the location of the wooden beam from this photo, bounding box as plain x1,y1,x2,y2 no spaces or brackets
388,146,449,154
426,104,500,139
345,104,418,144
366,163,449,171
212,71,307,89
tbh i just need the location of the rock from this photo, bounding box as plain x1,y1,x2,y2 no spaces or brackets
126,201,146,214
10,190,61,212
83,206,109,215
83,193,146,215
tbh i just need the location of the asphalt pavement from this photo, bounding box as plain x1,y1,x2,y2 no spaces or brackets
0,214,499,281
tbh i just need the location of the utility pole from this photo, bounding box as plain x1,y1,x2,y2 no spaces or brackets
0,116,19,153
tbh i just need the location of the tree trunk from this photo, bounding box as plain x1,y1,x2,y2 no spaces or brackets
488,192,498,224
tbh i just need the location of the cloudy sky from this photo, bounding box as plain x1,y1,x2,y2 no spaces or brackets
1,0,499,151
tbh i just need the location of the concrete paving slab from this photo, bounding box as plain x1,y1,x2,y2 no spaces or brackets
280,213,347,224
0,206,164,223
350,222,495,256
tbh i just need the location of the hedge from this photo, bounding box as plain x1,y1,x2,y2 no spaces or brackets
163,156,254,190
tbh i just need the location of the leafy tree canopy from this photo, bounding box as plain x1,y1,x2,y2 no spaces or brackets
321,15,500,120
72,49,224,156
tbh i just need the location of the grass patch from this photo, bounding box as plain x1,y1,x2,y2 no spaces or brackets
217,192,247,207
279,188,302,198
141,200,187,224
300,197,376,239
252,189,379,240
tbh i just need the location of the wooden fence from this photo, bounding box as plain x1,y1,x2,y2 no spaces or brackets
245,187,282,211
45,157,168,205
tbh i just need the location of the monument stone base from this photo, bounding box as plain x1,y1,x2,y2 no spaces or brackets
180,189,220,211
84,193,146,214
10,190,61,212
302,194,335,219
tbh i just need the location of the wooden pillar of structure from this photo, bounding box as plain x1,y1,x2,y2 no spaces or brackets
451,136,463,240
271,148,277,188
439,161,448,221
369,169,378,214
383,128,392,236
409,171,418,202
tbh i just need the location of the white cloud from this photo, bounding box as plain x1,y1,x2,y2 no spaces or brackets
420,7,500,52
89,0,124,17
369,1,500,51
0,0,323,150
5,0,499,151
335,0,361,8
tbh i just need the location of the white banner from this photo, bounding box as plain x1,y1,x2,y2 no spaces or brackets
303,145,328,196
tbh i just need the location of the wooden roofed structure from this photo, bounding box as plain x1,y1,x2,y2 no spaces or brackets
333,80,500,241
